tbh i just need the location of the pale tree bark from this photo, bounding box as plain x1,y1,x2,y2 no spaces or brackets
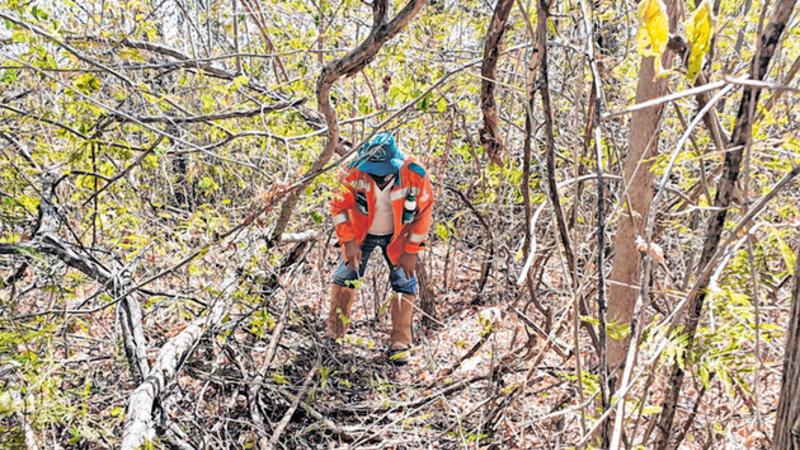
773,246,800,450
654,1,797,447
479,0,514,164
119,238,313,449
120,278,234,450
271,0,427,240
606,0,680,373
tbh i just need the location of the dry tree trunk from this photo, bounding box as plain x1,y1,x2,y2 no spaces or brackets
417,258,438,328
538,0,574,289
579,0,611,442
773,247,800,450
120,276,236,450
270,0,428,240
479,0,514,165
654,1,797,447
119,238,313,449
606,0,680,373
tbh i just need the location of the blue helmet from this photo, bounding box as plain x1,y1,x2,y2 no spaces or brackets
354,132,405,176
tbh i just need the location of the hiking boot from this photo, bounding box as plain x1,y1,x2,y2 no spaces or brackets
388,292,414,364
324,284,356,339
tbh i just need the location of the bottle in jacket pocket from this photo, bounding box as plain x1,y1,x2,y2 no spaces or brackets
402,192,416,224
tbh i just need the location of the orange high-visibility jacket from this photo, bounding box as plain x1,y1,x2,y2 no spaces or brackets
330,156,434,265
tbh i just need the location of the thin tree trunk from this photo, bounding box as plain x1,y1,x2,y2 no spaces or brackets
534,0,599,353
580,0,610,443
773,247,800,449
606,0,680,373
479,0,514,164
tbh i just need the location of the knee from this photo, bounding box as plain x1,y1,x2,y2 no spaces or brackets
390,273,417,295
332,263,359,287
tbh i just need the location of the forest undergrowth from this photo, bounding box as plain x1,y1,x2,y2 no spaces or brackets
2,0,799,448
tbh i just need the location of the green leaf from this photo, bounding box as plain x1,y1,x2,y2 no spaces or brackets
10,30,27,43
201,94,215,114
358,95,371,114
73,73,101,94
641,405,662,415
271,373,289,385
389,350,410,361
1,68,18,84
607,322,632,340
197,176,220,192
30,5,49,20
435,223,449,241
344,279,363,290
417,93,430,112
231,75,249,89
110,405,125,419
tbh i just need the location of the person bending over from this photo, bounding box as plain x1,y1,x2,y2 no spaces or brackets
325,132,434,364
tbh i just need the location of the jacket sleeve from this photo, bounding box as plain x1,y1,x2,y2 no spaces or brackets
330,170,357,243
404,171,434,254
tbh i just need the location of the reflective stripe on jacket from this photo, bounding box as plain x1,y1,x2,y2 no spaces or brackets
330,156,434,265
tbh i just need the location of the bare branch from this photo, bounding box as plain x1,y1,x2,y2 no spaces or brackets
109,98,305,124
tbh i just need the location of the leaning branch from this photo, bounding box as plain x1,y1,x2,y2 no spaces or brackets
3,233,150,381
63,34,325,129
109,98,305,124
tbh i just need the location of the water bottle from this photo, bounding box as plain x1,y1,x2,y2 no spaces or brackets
402,192,416,224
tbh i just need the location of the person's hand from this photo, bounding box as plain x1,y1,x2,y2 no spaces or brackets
397,252,418,277
343,241,362,271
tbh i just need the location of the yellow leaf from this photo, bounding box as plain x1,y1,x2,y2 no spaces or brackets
636,0,670,75
686,0,713,82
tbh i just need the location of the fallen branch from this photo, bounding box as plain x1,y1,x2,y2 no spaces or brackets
120,274,238,450
277,230,319,243
1,171,150,381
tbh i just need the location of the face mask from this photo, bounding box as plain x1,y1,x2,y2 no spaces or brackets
369,173,394,187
